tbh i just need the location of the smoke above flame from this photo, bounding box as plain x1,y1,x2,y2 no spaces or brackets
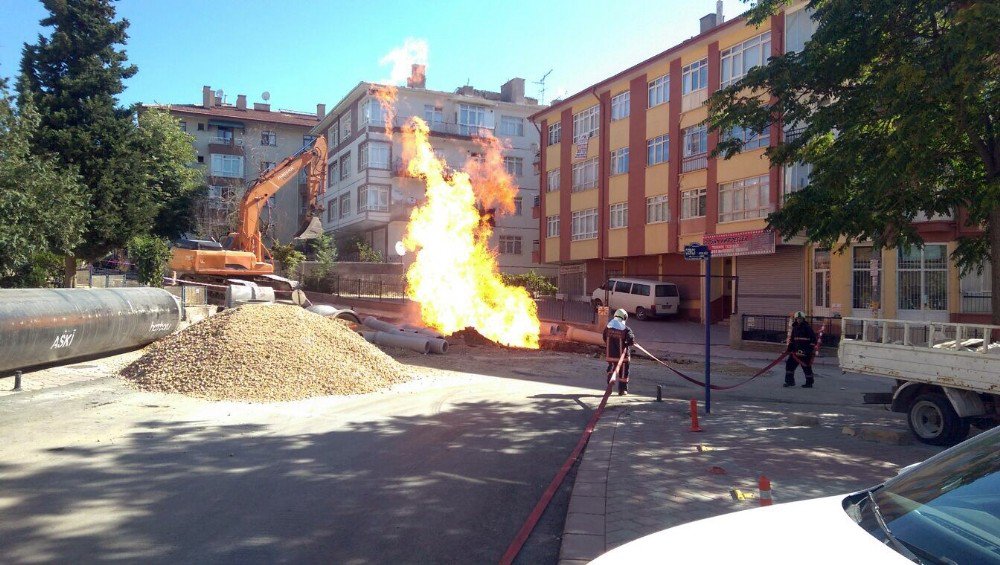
398,118,540,349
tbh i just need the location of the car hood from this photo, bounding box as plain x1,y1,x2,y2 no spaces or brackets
590,494,912,564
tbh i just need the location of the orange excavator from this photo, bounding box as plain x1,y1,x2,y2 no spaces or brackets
168,136,327,290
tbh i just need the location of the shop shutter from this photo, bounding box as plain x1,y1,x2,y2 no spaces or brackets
737,246,804,315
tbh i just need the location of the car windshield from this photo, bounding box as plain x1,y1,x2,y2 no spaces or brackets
851,429,1000,564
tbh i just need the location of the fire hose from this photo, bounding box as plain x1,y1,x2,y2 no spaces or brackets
499,349,626,565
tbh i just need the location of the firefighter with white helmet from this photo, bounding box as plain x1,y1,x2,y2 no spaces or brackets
603,309,635,395
785,311,817,388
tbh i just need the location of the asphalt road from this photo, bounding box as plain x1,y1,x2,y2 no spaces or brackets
0,350,607,564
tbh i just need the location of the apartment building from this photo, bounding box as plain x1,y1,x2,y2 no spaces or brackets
310,69,556,276
530,1,990,323
152,86,324,243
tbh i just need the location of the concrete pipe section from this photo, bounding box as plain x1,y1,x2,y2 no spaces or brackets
0,287,180,374
305,304,362,325
565,326,606,346
360,330,431,354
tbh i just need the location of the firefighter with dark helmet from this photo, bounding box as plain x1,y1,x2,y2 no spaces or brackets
603,309,635,395
785,311,817,388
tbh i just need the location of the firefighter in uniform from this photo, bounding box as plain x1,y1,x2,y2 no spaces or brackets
785,311,817,388
603,309,635,395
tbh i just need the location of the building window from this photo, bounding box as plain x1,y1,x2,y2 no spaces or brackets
682,59,708,94
328,161,338,187
646,195,668,223
340,152,351,180
326,199,337,222
647,134,669,166
499,235,523,255
547,168,561,192
261,131,277,146
423,105,444,130
724,126,770,150
197,123,205,131
814,248,831,309
303,135,317,148
571,208,598,240
214,126,234,144
197,155,204,163
547,122,562,145
546,215,560,237
360,98,386,127
721,31,772,88
499,116,524,137
682,124,708,172
960,261,992,313
210,154,243,178
359,141,391,170
358,184,389,212
339,193,351,218
852,247,880,310
260,161,277,174
610,202,628,229
504,156,524,176
898,244,948,311
611,148,629,175
611,91,630,121
719,175,770,223
328,127,339,148
680,188,707,219
207,185,223,200
513,196,523,216
179,121,187,132
573,105,600,141
648,75,669,107
458,103,490,136
571,158,598,192
785,7,818,53
340,114,352,140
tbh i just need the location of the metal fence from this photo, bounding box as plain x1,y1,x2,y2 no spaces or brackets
536,298,596,323
75,268,141,288
961,293,992,314
313,274,407,301
163,284,209,307
741,314,842,347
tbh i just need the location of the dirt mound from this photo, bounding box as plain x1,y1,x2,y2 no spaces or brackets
121,304,409,402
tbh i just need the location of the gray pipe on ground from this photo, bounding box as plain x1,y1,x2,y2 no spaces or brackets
0,287,180,374
360,330,431,354
363,316,403,333
426,338,448,354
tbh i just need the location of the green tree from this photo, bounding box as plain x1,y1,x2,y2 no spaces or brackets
312,233,337,278
134,108,204,239
357,240,383,263
0,78,87,287
126,234,171,287
19,0,147,267
708,1,1000,322
270,242,306,278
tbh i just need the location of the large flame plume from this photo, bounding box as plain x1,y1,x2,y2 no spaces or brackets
398,117,540,348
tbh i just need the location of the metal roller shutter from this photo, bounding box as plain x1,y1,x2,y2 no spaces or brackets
737,246,805,315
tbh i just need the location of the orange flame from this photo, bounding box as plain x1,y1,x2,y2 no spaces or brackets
400,117,540,348
373,85,397,137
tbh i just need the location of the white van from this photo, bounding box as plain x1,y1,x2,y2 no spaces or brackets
591,278,680,320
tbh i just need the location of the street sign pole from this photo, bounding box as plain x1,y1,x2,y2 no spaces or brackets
705,250,711,414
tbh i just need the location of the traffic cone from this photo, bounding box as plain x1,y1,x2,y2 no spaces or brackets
758,475,772,506
689,399,702,432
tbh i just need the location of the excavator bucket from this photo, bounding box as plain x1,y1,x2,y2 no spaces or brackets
293,216,325,240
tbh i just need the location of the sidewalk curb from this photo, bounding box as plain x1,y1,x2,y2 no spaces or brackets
558,412,619,563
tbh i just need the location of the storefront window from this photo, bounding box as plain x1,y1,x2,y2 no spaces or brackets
898,245,948,311
852,247,880,310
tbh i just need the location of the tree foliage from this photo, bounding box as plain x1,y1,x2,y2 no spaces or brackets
708,0,1000,321
356,240,383,263
501,270,557,296
311,233,337,278
270,242,306,278
0,79,87,287
127,234,171,287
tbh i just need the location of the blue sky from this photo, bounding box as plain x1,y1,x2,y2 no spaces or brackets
1,0,739,111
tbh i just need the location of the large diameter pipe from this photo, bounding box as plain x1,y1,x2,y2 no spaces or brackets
427,338,448,354
360,330,430,354
0,287,181,373
363,316,403,333
566,326,606,346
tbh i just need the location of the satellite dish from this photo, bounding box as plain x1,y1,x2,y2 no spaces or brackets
216,88,224,97
262,91,271,101
394,241,407,257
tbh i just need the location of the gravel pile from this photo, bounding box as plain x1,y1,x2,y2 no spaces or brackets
121,304,409,402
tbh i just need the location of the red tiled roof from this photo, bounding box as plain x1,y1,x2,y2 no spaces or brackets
151,104,320,128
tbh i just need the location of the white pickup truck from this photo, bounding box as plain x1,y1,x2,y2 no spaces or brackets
838,317,1000,446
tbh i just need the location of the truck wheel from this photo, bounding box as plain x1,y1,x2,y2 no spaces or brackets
635,307,649,321
907,393,969,446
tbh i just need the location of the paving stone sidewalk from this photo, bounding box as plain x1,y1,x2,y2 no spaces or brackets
558,398,942,563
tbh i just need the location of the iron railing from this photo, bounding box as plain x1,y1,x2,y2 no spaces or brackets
741,314,842,347
961,293,992,314
536,298,596,324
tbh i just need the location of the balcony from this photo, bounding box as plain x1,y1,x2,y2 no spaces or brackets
208,136,245,156
209,136,244,146
681,154,708,173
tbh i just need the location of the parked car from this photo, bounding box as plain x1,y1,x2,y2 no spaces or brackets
592,425,1000,564
591,278,680,321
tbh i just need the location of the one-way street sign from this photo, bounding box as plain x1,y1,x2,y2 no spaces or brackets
683,243,711,260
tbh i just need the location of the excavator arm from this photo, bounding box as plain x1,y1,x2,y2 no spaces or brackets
231,135,328,262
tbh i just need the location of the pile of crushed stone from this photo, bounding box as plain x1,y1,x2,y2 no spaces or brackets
121,303,409,402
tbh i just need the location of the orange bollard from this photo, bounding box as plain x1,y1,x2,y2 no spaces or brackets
689,399,703,432
758,475,772,506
